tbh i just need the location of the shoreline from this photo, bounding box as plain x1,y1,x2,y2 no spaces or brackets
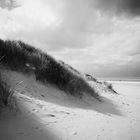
98,78,140,82
98,79,140,84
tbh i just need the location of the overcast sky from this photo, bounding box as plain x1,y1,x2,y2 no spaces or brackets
0,0,140,78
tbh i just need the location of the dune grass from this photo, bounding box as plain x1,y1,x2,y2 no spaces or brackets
103,81,118,94
0,72,14,107
0,39,99,100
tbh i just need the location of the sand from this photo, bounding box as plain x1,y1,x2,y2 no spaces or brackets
0,70,140,140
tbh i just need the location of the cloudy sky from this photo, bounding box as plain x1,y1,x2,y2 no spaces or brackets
0,0,140,78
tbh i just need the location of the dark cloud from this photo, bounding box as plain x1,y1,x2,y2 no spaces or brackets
94,0,140,17
0,0,19,10
88,61,140,78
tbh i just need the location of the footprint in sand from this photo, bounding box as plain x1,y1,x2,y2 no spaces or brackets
47,114,56,117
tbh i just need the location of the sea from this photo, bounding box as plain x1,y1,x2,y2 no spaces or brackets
98,77,140,82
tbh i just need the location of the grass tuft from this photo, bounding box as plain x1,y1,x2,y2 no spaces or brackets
0,72,14,107
103,81,118,94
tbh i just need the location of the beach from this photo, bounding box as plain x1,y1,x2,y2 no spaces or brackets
0,70,140,140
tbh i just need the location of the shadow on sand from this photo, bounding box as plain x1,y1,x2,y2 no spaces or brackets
0,102,60,140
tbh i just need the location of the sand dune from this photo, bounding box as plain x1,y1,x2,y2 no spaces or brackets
0,70,140,140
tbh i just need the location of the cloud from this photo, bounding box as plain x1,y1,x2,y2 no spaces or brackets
128,44,140,56
94,0,140,17
0,0,19,10
0,0,96,51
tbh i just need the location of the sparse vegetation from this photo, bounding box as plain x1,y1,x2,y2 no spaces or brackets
0,39,99,100
85,74,98,82
85,73,117,94
103,81,117,94
0,71,14,107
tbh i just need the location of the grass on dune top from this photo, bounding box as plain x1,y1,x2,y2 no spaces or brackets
0,39,99,101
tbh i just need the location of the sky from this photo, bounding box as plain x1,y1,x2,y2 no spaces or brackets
0,0,140,78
